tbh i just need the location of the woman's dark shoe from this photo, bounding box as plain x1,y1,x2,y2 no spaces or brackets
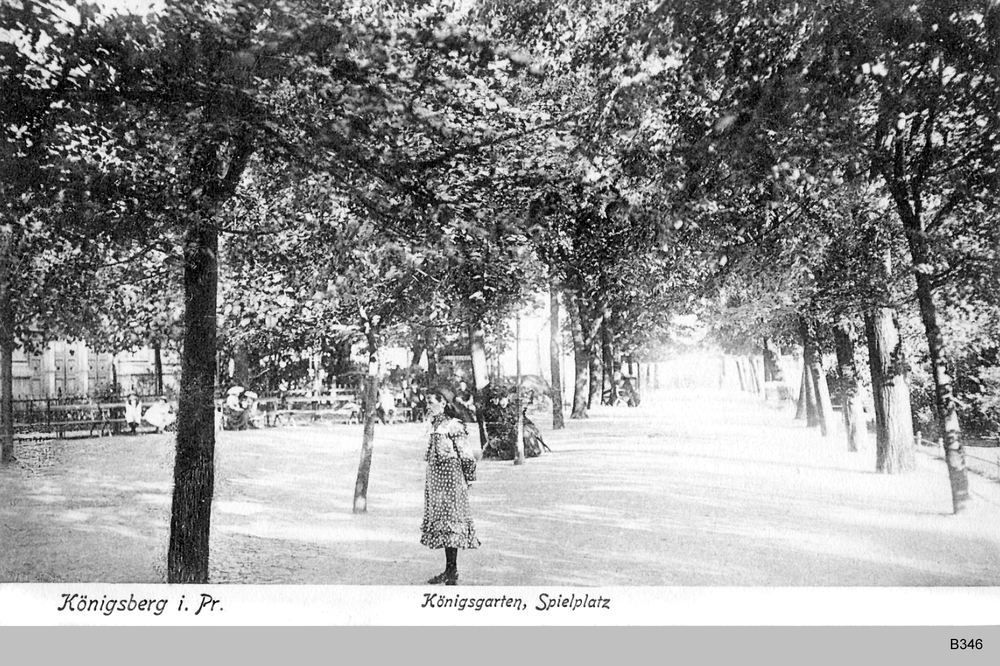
427,569,459,585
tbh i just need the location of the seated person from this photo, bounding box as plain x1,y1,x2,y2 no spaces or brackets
377,386,397,424
124,394,143,434
409,388,427,422
143,398,176,433
454,380,476,414
225,389,251,430
241,390,260,428
481,386,547,460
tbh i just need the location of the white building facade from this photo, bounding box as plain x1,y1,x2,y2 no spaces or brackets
11,341,180,399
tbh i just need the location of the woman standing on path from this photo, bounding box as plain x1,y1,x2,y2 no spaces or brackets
421,390,481,585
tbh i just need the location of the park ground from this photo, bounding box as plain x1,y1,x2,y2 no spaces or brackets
1,389,998,586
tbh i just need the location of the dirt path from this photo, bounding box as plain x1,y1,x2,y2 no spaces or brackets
2,390,998,585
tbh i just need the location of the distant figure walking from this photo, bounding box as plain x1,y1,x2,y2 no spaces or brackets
421,390,480,585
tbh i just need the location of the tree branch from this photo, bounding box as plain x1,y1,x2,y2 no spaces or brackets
410,105,596,171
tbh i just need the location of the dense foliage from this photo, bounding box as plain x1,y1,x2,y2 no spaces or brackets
3,0,998,573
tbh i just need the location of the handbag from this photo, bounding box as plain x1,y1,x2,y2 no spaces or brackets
449,432,477,483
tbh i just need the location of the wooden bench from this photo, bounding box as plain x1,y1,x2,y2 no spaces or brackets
270,407,360,426
380,405,412,423
54,418,128,438
317,407,361,424
270,409,313,426
264,390,362,427
16,398,164,439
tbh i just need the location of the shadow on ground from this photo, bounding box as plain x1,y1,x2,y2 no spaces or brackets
2,390,998,585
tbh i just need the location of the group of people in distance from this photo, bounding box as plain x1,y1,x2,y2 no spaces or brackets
121,394,176,434
478,383,549,460
410,377,549,460
115,378,536,586
373,381,435,424
223,387,259,431
120,389,260,434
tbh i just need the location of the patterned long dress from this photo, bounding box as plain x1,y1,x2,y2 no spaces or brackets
420,415,481,550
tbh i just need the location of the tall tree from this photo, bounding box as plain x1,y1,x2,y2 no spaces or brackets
96,0,545,579
833,322,870,453
568,290,590,418
861,2,999,511
0,1,147,463
866,306,916,473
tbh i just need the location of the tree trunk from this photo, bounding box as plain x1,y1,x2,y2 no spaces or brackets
612,348,623,400
577,296,603,409
804,362,821,428
795,360,818,422
885,122,970,511
331,336,352,379
152,340,164,395
802,358,820,427
600,317,616,405
494,329,504,379
409,330,425,369
911,266,968,511
633,358,643,401
747,356,762,393
801,318,834,437
735,357,747,391
468,322,490,449
864,307,915,474
514,313,525,465
549,281,565,430
311,350,325,395
232,346,249,388
588,357,601,408
0,227,14,464
763,337,784,382
424,327,438,378
353,323,379,514
167,220,218,584
894,199,969,510
569,292,589,419
833,323,868,453
795,363,807,419
0,281,14,465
